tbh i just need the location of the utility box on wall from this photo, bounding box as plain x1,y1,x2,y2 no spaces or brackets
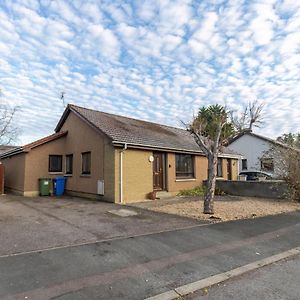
97,180,104,195
0,162,4,195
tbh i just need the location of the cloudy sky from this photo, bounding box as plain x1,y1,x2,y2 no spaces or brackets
1,0,300,145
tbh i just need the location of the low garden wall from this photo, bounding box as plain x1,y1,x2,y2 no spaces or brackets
214,180,290,199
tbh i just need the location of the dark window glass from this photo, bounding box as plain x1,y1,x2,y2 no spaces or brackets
82,152,91,175
261,158,274,172
66,154,73,175
242,159,248,170
49,155,62,172
217,158,223,177
175,154,194,178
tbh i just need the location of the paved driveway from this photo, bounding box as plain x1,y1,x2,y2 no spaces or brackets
0,194,203,256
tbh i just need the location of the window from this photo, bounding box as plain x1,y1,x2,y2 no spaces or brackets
175,154,194,178
49,155,62,173
66,154,73,175
217,158,223,177
261,157,274,172
82,152,91,175
242,159,248,170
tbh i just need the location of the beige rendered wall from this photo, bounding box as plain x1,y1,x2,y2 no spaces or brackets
167,153,208,192
167,155,239,193
60,112,115,202
17,111,115,200
1,154,26,194
231,159,238,180
217,158,239,181
24,137,66,196
221,158,228,180
115,148,153,203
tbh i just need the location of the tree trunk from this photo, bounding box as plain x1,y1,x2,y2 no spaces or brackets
204,153,218,214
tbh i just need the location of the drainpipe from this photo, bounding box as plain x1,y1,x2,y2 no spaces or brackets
120,143,127,203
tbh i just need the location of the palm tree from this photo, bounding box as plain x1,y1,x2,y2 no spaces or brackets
190,104,234,214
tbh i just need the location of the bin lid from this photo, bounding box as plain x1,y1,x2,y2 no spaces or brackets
55,176,66,180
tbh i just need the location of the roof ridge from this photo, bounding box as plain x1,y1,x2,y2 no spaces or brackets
229,130,300,151
69,103,188,133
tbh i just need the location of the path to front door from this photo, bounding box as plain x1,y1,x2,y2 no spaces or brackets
153,152,165,191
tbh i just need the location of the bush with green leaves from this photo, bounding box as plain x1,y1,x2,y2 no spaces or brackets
177,186,206,196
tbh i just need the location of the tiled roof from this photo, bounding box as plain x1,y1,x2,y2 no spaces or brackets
228,130,300,152
57,104,240,157
0,145,18,155
0,131,67,159
23,131,67,151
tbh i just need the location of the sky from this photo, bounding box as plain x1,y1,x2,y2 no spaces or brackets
1,0,300,145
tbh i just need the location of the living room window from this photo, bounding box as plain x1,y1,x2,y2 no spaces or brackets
175,154,194,178
66,154,73,175
49,155,62,173
82,152,91,175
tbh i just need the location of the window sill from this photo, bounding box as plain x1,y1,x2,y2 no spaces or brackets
64,174,73,177
49,172,64,175
80,174,91,177
175,178,196,182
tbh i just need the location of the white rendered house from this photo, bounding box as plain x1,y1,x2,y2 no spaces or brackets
227,130,283,176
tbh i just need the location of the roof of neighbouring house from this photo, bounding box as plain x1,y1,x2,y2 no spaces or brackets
227,130,299,151
56,104,241,158
0,131,68,159
0,145,19,155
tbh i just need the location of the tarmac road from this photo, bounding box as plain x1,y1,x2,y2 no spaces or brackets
0,211,299,299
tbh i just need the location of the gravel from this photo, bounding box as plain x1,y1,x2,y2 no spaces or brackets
131,196,300,223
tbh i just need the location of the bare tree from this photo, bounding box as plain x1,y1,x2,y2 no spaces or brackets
0,90,19,145
268,144,300,201
189,104,234,214
231,100,264,132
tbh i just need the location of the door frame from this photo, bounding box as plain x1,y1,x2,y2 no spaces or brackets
227,158,232,180
153,152,166,191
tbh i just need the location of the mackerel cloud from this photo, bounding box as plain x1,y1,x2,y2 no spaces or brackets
0,0,300,144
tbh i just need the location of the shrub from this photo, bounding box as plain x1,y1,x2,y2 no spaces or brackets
177,185,206,196
268,145,300,202
215,186,226,196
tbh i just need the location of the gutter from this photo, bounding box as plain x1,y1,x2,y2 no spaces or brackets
0,147,25,159
112,141,242,159
119,143,127,204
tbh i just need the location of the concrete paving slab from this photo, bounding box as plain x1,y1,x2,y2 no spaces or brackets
184,255,300,300
108,209,138,217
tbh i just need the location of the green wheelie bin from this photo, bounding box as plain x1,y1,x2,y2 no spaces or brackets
39,178,51,196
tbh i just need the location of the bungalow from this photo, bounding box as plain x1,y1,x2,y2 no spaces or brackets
227,130,293,177
0,104,240,203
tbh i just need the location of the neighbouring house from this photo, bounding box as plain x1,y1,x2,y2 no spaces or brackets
227,130,292,177
0,104,240,203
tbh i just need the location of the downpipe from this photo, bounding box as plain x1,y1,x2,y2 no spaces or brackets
119,143,127,203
